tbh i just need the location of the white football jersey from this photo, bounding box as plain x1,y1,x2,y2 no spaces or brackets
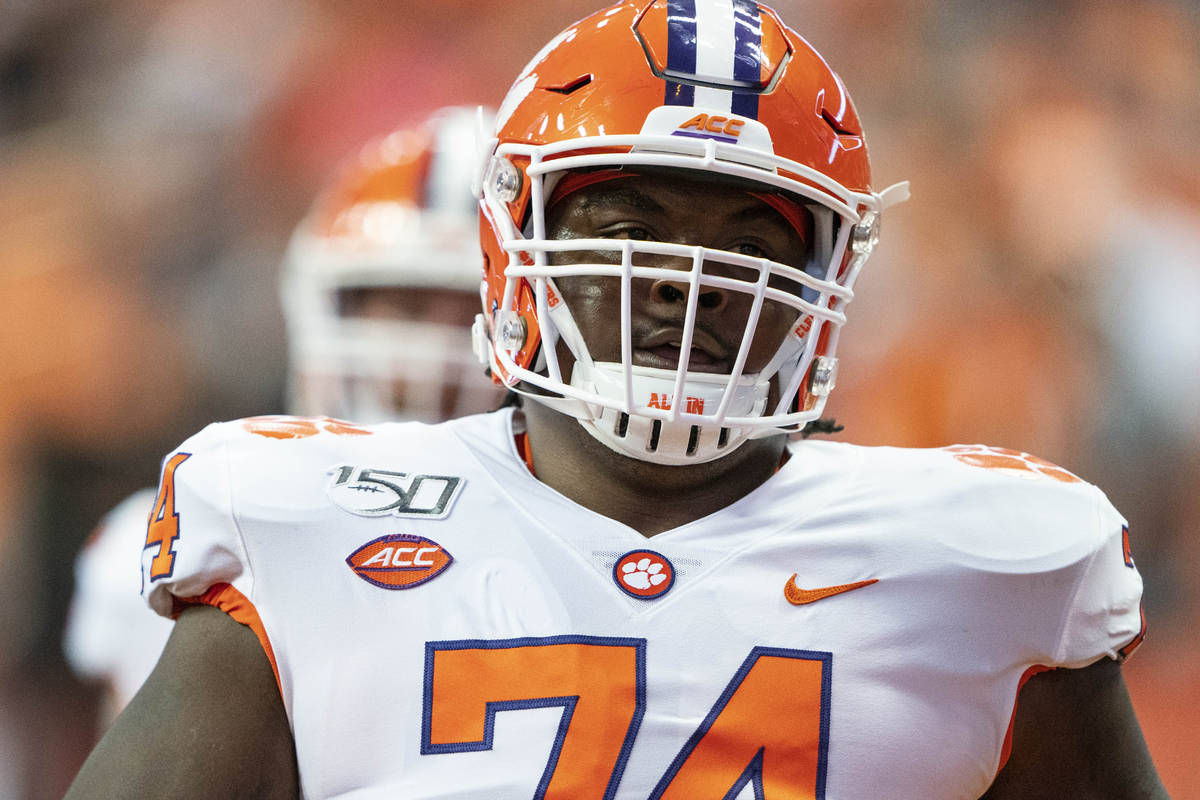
66,488,174,724
141,410,1144,800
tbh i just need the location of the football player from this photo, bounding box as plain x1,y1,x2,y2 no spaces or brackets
281,105,503,424
62,105,501,728
67,2,1166,798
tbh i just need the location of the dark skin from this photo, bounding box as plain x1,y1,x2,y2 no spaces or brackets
65,174,1167,799
66,605,298,799
526,173,810,534
979,659,1166,799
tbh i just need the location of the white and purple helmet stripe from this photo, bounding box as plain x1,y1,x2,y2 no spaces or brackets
663,0,764,118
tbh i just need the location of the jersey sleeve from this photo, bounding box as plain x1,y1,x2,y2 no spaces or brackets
1052,495,1145,667
140,422,254,621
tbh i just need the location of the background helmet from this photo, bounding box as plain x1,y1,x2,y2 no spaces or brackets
475,0,908,464
283,106,503,423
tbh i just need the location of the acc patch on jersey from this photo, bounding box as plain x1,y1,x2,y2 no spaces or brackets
328,465,464,518
346,534,453,590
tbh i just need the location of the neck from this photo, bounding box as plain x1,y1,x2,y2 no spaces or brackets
520,402,788,537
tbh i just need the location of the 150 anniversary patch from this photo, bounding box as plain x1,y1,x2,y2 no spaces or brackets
327,465,464,519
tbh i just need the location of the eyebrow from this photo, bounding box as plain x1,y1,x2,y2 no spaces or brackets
576,186,667,215
572,184,805,241
728,203,807,240
730,205,780,223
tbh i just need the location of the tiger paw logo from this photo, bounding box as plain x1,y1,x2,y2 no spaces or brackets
346,534,452,590
946,445,1082,484
242,415,371,440
613,550,675,600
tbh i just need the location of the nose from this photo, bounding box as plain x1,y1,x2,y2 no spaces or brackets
650,279,728,311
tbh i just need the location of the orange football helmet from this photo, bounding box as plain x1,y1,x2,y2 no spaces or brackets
283,106,504,423
474,0,908,464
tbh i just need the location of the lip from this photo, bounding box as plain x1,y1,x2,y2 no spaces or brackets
635,328,729,373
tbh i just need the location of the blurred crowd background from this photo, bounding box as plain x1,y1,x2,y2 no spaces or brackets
1,0,1196,796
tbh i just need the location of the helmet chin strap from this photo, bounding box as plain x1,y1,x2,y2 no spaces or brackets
570,362,769,465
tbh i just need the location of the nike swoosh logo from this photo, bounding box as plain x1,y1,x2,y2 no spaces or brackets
784,574,877,605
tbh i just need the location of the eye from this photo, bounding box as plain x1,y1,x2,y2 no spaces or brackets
727,241,771,259
600,224,654,241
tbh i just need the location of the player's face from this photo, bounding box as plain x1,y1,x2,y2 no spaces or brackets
338,286,480,327
336,286,482,419
545,172,812,376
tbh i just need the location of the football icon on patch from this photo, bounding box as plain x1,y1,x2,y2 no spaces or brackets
613,550,675,600
346,534,452,590
328,465,464,519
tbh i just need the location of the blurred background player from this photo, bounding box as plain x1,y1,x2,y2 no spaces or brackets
281,106,503,424
62,105,502,729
